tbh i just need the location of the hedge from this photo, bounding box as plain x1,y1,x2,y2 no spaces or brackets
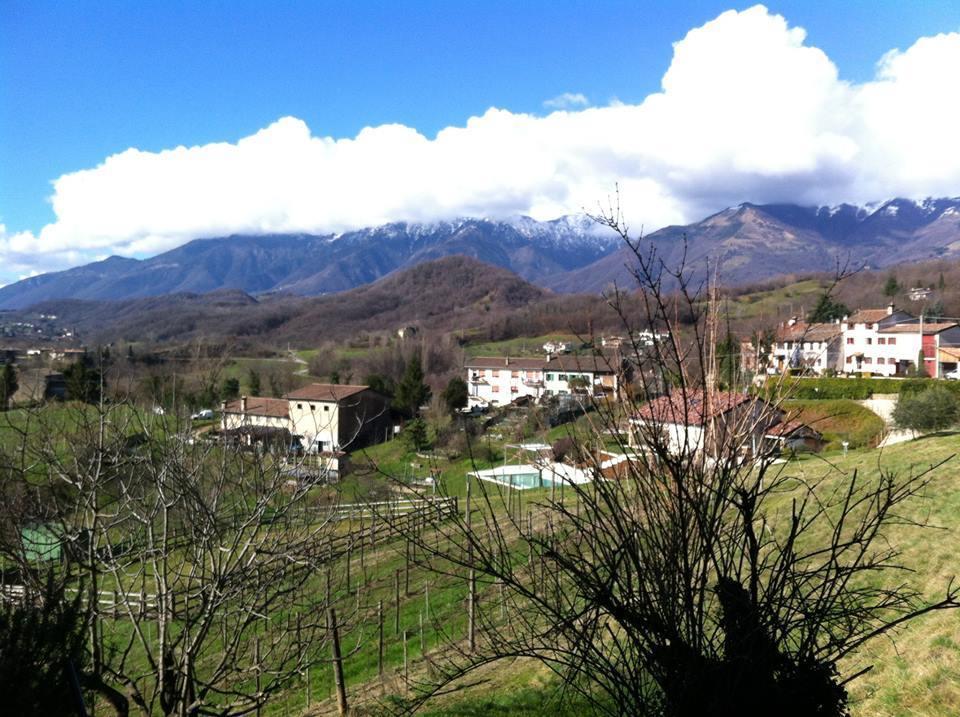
760,376,960,400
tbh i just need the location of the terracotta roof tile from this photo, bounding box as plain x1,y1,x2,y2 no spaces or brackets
223,397,289,418
285,384,370,402
634,390,761,425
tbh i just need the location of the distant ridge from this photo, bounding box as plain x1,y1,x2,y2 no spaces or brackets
0,216,616,309
544,197,960,293
5,198,960,307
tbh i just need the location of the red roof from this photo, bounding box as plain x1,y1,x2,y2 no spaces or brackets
766,419,821,439
847,308,912,324
879,321,959,335
465,356,545,370
223,397,289,418
634,390,760,426
775,321,840,342
285,384,370,402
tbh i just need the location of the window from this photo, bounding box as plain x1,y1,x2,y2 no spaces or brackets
864,357,872,364
866,338,872,345
324,405,330,412
889,337,897,345
846,356,852,364
492,385,500,393
878,357,886,364
846,338,854,345
511,370,519,378
865,322,873,329
878,337,886,345
297,403,303,409
546,373,554,381
310,405,315,411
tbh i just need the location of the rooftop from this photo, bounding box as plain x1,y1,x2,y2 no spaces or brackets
223,396,289,418
465,356,545,370
634,390,763,426
285,384,370,402
878,321,959,335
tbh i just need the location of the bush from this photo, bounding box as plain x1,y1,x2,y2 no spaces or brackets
893,386,960,433
763,377,960,400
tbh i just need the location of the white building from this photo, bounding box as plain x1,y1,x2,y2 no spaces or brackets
465,357,545,408
839,305,960,377
543,355,621,399
464,353,624,407
769,319,842,375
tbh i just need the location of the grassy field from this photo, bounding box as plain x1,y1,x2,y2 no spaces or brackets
781,398,886,450
401,431,960,717
727,278,827,320
463,334,583,358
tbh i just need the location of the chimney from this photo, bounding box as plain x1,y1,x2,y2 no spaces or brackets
220,400,226,413
240,395,247,413
504,357,509,366
887,302,895,315
787,317,797,327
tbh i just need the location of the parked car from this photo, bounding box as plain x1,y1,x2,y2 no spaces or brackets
944,368,960,380
191,409,214,420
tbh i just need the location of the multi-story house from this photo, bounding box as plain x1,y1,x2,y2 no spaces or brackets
220,383,392,462
465,357,546,408
769,318,842,375
839,305,960,377
465,354,624,407
543,354,622,399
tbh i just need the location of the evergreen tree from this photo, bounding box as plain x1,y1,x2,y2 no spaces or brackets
365,373,395,398
63,359,102,404
247,368,262,396
401,417,429,452
883,275,900,298
939,272,946,291
716,332,741,386
441,376,469,414
394,356,431,417
221,377,240,401
808,293,849,323
1,363,17,410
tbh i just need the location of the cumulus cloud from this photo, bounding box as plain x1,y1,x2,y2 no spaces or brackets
4,4,960,280
543,92,590,109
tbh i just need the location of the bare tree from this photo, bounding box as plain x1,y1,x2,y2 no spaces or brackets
0,400,350,716
377,198,959,716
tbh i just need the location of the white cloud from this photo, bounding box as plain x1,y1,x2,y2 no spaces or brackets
4,4,960,280
543,92,590,110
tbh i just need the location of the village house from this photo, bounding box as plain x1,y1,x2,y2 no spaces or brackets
542,354,622,399
768,318,842,375
840,305,960,377
220,383,392,466
631,390,785,460
465,353,625,408
465,357,545,408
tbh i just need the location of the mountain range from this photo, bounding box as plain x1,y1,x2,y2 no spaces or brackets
0,216,615,309
4,197,960,309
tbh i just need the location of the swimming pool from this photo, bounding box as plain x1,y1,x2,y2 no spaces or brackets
469,463,591,490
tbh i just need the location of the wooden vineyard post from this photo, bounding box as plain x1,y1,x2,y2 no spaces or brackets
377,600,385,679
404,538,411,596
419,609,424,653
467,552,476,654
328,608,349,716
255,637,262,717
403,630,409,688
394,569,401,636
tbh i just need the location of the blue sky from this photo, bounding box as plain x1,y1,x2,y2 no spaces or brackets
2,1,960,282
